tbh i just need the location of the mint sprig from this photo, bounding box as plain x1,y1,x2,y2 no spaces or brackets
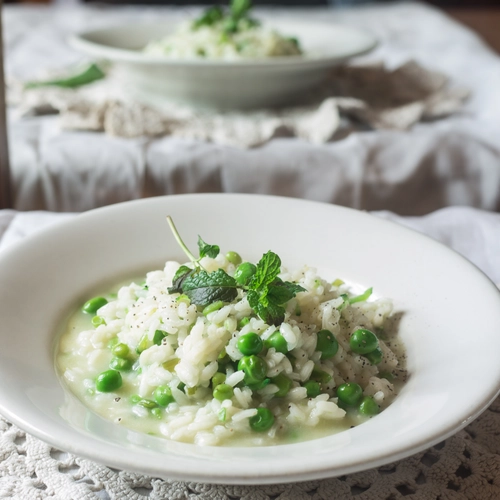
166,217,305,325
198,236,220,259
182,269,238,306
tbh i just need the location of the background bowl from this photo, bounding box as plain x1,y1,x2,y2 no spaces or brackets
0,194,499,484
69,20,377,109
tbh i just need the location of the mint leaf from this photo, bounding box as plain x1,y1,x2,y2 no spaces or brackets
267,279,306,305
267,284,294,305
168,265,195,294
182,269,238,306
255,301,285,326
246,253,304,325
198,236,220,259
250,251,281,291
192,5,224,29
280,280,306,296
247,289,260,310
231,0,252,19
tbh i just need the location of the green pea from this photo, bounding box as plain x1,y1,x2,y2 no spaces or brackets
237,332,263,356
217,349,231,366
212,372,226,387
153,386,175,407
112,343,130,359
107,337,119,349
95,370,122,392
202,301,224,316
304,381,321,398
316,329,339,360
238,317,251,328
238,355,267,385
249,407,275,432
151,407,163,419
311,366,332,385
109,356,133,371
264,331,288,354
349,329,379,355
82,297,108,315
130,394,141,404
92,316,106,327
226,251,242,266
379,371,394,381
248,378,271,391
359,396,380,416
136,335,151,354
234,262,257,286
153,330,167,346
271,373,292,397
364,347,383,365
213,383,234,401
337,383,363,406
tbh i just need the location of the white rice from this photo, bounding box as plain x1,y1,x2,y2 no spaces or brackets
57,255,406,446
143,21,302,60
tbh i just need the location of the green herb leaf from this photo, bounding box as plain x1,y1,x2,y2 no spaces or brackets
255,301,285,326
337,293,349,312
246,252,304,326
349,287,373,304
192,5,224,29
25,63,105,90
198,236,220,259
182,269,238,306
267,278,306,305
247,289,260,310
231,0,252,19
168,265,195,294
250,251,281,291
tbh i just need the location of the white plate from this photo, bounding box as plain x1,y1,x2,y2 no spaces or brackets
0,194,499,485
69,20,377,109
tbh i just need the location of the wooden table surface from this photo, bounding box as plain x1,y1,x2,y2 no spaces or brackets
446,7,500,54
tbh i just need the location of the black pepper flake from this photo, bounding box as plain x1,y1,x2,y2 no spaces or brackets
115,397,121,402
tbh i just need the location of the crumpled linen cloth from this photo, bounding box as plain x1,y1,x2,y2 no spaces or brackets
0,205,500,500
9,60,469,148
4,2,500,213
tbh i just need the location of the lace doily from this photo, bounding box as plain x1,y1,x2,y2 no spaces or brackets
1,397,499,499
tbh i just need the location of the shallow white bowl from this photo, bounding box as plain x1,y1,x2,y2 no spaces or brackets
69,20,376,109
0,194,500,485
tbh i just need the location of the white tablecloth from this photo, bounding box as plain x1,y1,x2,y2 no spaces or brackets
5,2,500,214
1,204,500,499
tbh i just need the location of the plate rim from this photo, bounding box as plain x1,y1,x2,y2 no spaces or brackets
68,20,378,69
0,193,500,485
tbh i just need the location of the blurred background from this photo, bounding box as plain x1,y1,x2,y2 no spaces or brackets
2,0,499,54
1,0,499,214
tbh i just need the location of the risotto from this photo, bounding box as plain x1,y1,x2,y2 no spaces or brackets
143,0,302,60
56,218,406,447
